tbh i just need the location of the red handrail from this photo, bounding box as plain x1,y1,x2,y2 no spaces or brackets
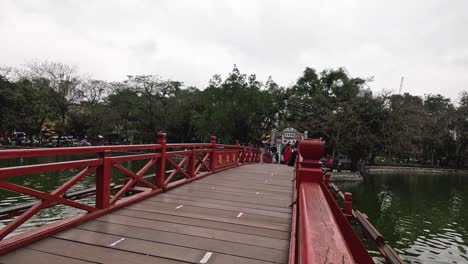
0,133,260,255
290,139,405,264
291,139,374,264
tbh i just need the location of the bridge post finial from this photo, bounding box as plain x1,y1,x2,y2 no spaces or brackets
296,139,324,184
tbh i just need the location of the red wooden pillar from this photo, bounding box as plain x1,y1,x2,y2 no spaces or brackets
188,145,196,178
210,136,216,172
296,140,324,184
156,132,167,189
324,172,331,187
240,146,244,164
96,150,111,209
235,140,240,166
255,147,260,163
242,146,247,164
296,140,324,264
343,192,353,216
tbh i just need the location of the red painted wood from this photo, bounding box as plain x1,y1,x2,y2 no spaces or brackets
0,133,258,255
95,151,111,209
0,159,102,179
293,139,375,264
156,133,167,189
0,144,161,159
298,182,355,264
165,156,190,185
110,153,160,163
209,136,216,172
0,181,96,212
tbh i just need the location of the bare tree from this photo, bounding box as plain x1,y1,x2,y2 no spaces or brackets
17,61,82,142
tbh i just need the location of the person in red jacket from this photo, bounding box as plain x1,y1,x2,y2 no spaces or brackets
283,143,291,164
326,154,332,169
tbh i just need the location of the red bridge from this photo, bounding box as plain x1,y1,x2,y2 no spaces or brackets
0,133,404,263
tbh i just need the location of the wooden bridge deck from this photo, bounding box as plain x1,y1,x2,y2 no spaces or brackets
0,164,294,264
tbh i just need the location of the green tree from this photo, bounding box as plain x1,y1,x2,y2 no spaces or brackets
195,66,277,143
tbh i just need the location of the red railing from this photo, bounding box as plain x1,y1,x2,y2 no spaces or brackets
0,133,260,254
328,181,405,264
289,139,405,264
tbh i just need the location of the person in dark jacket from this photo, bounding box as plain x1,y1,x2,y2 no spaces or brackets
288,143,297,167
271,144,278,163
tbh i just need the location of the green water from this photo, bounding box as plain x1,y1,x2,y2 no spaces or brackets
338,173,468,263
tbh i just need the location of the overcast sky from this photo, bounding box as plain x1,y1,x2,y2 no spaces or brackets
1,0,467,100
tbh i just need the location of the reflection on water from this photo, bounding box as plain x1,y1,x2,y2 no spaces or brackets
338,173,468,263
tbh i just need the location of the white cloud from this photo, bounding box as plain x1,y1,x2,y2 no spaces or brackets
1,0,467,99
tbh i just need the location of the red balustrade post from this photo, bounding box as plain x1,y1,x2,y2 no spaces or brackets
296,140,325,264
256,147,260,163
247,144,251,163
235,140,240,166
254,147,259,163
156,132,167,189
242,146,247,164
296,140,324,184
96,150,111,209
324,172,331,187
210,136,216,173
188,145,196,178
343,192,353,216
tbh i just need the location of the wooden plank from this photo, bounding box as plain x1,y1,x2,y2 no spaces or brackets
210,172,293,184
126,203,291,229
97,213,289,250
299,182,355,263
0,248,94,264
208,176,292,186
176,181,292,197
159,192,292,213
0,164,294,263
54,228,276,264
144,196,291,219
177,184,292,201
196,178,292,192
164,188,291,207
110,208,290,239
78,220,287,263
26,237,185,264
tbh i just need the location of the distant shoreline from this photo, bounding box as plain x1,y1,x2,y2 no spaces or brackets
367,165,468,175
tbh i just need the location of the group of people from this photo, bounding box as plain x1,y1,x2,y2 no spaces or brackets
257,134,297,166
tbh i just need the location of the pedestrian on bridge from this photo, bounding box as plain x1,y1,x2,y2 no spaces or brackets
283,143,291,164
258,134,270,163
271,144,278,163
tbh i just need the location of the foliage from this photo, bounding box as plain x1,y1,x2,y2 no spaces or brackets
1,61,467,169
194,66,277,143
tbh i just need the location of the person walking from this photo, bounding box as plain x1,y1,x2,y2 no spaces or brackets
283,143,291,165
325,154,332,170
257,134,269,164
271,144,278,163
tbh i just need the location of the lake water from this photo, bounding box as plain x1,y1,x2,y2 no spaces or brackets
338,173,468,263
1,156,468,263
